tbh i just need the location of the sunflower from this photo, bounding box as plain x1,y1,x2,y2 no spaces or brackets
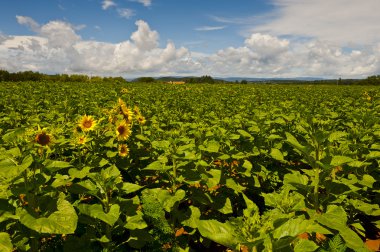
121,105,133,123
120,88,129,94
118,98,126,106
133,105,140,115
118,144,129,157
137,115,146,125
35,131,52,146
77,135,87,145
117,98,133,122
116,121,131,140
78,115,96,132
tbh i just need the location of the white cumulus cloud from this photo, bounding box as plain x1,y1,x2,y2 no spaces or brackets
1,15,380,78
253,0,380,46
117,8,135,19
16,15,40,32
0,17,196,76
134,0,152,7
102,0,116,10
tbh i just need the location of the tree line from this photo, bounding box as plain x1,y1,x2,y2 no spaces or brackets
0,70,126,83
1,69,380,85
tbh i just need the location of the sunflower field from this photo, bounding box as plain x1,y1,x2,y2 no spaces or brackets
0,81,379,251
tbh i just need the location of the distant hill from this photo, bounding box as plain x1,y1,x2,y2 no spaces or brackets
136,76,327,83
219,77,326,82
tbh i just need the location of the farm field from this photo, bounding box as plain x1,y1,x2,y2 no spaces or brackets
0,81,380,251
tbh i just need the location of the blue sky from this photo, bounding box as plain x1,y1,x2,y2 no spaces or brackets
0,0,272,53
0,0,380,78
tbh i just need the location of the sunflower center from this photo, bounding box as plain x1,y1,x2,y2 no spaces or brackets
117,125,125,135
83,120,93,128
37,133,50,146
78,137,86,144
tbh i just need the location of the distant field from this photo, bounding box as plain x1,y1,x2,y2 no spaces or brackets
0,81,379,251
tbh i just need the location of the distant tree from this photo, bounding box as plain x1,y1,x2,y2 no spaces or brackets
240,79,248,84
136,77,155,83
199,75,215,84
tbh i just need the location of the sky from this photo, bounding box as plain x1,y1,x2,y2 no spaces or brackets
0,0,380,78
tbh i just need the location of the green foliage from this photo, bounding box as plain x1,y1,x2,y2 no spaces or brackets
0,81,379,250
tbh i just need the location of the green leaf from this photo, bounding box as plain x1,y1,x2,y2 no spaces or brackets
283,172,309,193
349,199,380,216
237,129,253,139
218,154,230,160
359,174,376,188
68,166,91,179
225,178,245,193
121,182,143,194
317,205,347,229
19,198,78,234
316,205,365,251
328,131,347,142
0,232,13,252
366,151,380,160
338,226,366,251
182,206,201,229
242,160,253,176
294,240,318,252
161,189,186,212
43,160,72,173
152,140,170,150
142,188,185,212
135,134,149,141
143,160,170,171
285,132,309,155
330,156,354,166
124,211,147,230
78,204,120,226
270,148,285,162
0,155,33,181
218,197,233,214
197,220,242,249
205,140,220,153
273,218,308,239
206,169,222,188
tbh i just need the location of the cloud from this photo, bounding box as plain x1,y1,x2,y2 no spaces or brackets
16,15,40,32
74,24,86,31
117,8,136,19
1,16,380,78
244,33,289,57
253,0,380,46
0,17,195,76
102,0,116,10
198,33,380,78
0,33,9,45
195,26,226,31
130,20,158,50
132,0,152,7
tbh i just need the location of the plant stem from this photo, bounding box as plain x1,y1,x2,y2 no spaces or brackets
314,167,320,212
172,158,177,193
314,143,321,212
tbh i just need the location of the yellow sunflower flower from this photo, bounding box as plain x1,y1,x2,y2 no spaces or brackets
78,115,96,132
121,105,133,123
137,114,146,125
35,131,52,146
77,135,87,145
133,105,140,115
118,144,129,157
116,121,131,140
